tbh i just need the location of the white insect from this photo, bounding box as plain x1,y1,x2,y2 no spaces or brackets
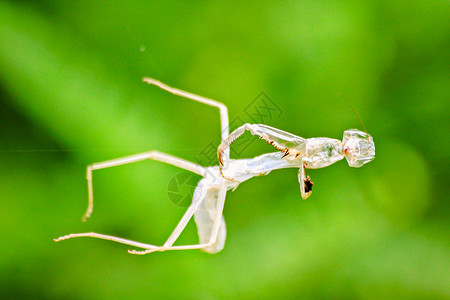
54,78,375,255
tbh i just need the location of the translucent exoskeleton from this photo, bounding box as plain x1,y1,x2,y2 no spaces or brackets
54,78,375,255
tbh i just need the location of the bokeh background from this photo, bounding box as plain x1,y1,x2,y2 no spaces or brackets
0,0,448,299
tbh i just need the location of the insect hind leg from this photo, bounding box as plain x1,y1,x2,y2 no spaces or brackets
129,181,228,255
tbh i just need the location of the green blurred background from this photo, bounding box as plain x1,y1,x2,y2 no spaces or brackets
0,0,448,299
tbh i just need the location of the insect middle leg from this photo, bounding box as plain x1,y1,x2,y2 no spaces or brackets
82,150,205,221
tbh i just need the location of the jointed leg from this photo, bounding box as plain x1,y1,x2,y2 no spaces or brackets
217,123,306,165
128,191,207,255
56,163,228,255
54,151,214,253
217,123,306,180
54,232,158,251
143,77,230,162
55,198,205,254
83,150,205,221
129,182,227,255
54,231,213,253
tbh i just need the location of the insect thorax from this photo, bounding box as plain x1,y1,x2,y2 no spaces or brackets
303,138,344,169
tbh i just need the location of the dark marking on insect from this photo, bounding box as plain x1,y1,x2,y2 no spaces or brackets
280,148,290,158
304,176,314,193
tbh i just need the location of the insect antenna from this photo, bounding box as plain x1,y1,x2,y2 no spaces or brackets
337,92,368,135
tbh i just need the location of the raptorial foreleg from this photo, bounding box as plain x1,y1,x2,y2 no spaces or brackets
217,123,306,178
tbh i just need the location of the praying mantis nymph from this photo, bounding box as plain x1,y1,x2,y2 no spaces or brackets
54,78,375,255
